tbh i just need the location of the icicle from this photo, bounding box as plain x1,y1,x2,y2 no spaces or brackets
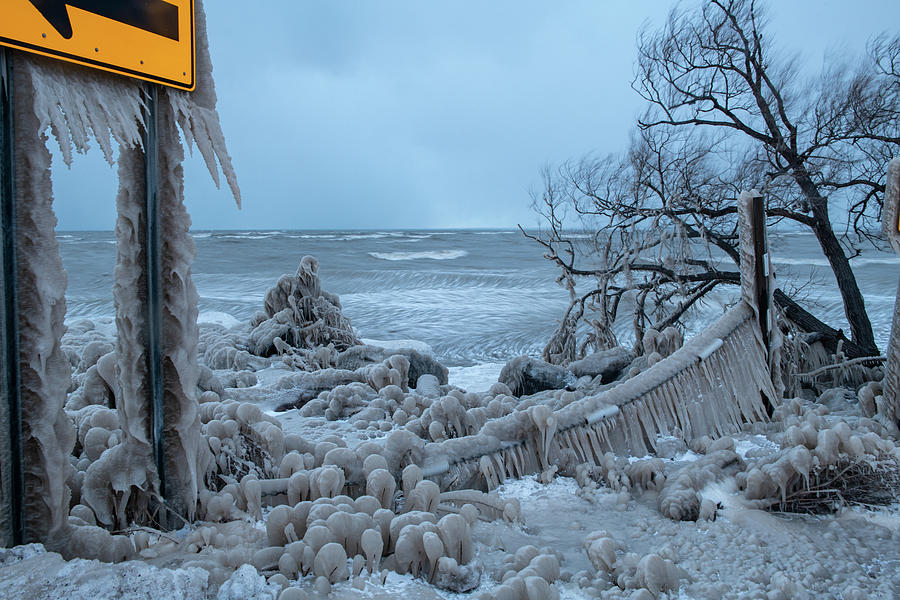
634,400,655,452
576,429,593,463
165,0,241,207
512,443,526,476
585,426,604,464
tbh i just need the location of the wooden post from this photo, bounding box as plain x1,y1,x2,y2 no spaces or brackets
739,190,771,349
739,189,781,407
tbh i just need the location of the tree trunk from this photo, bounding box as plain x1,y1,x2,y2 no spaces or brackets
805,198,879,355
791,169,879,355
773,290,874,360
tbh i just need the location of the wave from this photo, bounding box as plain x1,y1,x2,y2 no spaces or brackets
368,250,468,261
286,233,339,239
773,256,899,267
851,257,900,267
216,234,278,240
771,257,831,267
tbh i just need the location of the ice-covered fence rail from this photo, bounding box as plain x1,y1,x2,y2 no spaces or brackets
422,301,775,491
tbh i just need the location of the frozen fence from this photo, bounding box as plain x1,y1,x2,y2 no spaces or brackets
422,301,775,491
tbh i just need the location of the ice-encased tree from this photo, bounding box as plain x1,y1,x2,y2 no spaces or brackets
633,0,899,356
529,0,899,363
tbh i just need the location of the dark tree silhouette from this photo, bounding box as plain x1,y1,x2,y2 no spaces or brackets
632,0,899,355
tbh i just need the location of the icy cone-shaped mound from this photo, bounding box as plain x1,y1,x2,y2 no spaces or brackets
248,256,359,356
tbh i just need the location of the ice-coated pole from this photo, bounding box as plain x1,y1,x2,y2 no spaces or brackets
0,46,24,547
881,159,900,431
142,84,167,505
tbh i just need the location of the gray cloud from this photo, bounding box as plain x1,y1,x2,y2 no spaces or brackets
47,1,898,230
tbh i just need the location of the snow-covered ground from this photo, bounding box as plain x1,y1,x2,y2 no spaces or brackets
5,289,899,599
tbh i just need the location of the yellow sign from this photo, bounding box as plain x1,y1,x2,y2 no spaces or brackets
0,0,195,91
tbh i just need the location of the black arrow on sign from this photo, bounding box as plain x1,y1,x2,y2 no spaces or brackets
28,0,179,41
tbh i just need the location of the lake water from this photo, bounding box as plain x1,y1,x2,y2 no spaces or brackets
58,229,899,368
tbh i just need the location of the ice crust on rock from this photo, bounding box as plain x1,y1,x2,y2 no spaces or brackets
567,346,635,382
499,355,575,397
336,344,449,386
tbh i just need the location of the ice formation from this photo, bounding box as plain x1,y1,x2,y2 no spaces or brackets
248,255,359,358
881,157,900,435
98,0,232,528
6,249,900,598
7,58,76,547
738,399,899,512
0,0,240,551
3,1,899,598
421,302,774,492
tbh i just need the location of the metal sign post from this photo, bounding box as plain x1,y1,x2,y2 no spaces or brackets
0,0,201,539
142,84,167,505
0,47,24,548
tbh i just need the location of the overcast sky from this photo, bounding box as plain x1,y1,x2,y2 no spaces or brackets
50,0,898,231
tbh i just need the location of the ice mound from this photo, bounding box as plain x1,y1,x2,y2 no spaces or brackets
248,255,359,358
738,399,900,513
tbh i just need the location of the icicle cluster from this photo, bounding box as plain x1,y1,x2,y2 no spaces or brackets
738,405,899,512
421,302,774,492
478,545,563,600
187,459,490,594
166,0,241,207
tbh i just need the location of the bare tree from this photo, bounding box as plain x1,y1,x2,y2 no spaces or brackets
631,0,900,356
524,127,746,362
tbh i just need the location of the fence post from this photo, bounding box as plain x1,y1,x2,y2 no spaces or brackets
880,159,900,431
739,191,772,348
738,189,782,406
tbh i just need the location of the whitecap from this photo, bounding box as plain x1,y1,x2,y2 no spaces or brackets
771,257,831,267
368,250,468,261
198,311,242,329
851,257,900,266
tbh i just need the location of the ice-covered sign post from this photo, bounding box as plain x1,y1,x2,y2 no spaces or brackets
0,0,239,550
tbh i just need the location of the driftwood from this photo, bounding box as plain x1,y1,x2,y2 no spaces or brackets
767,457,900,514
